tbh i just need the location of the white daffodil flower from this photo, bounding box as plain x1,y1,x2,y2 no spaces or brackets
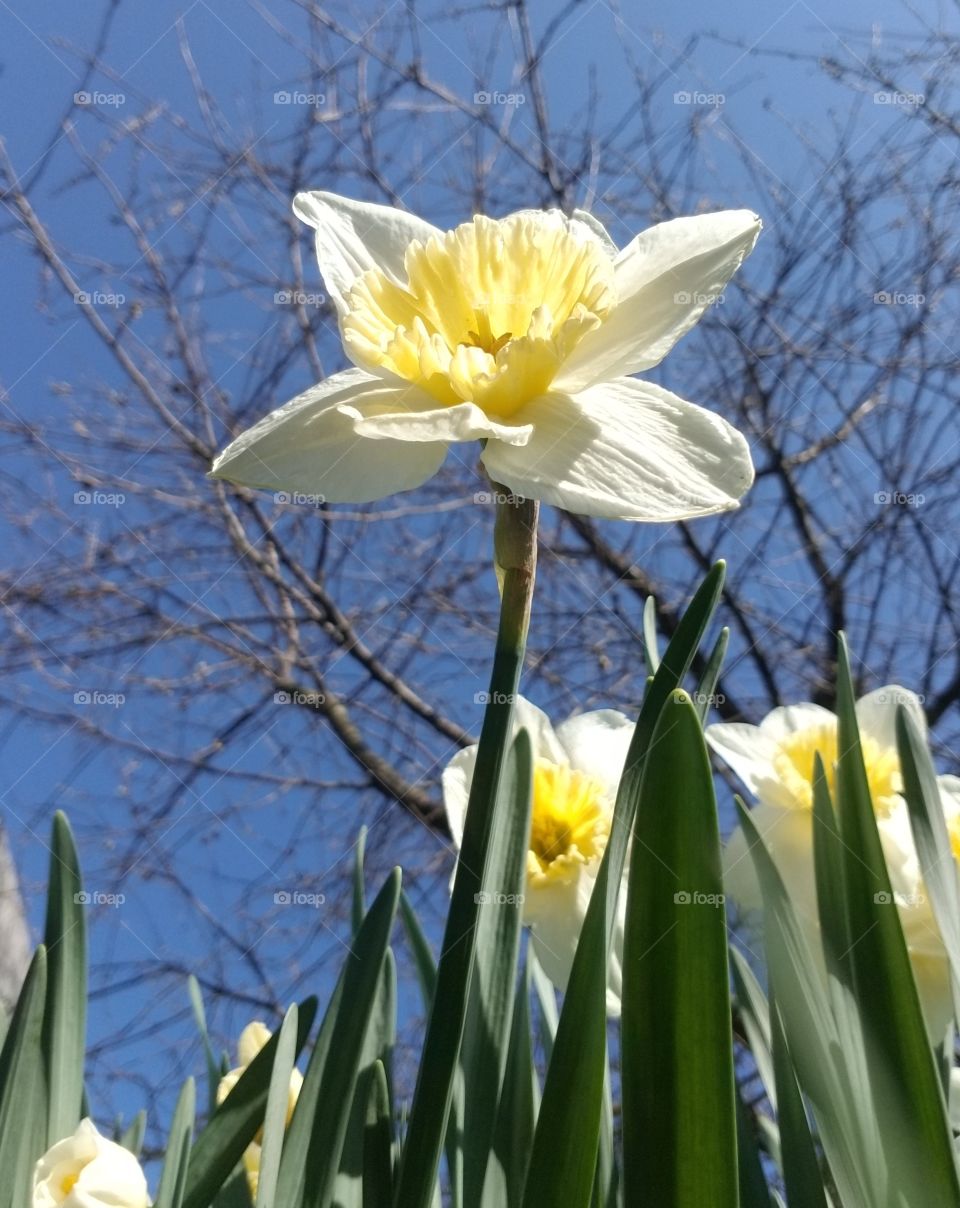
217,1020,304,1199
443,696,634,1013
33,1118,149,1208
707,686,956,1037
210,193,761,519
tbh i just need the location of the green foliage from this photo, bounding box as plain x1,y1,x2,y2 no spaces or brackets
9,578,960,1208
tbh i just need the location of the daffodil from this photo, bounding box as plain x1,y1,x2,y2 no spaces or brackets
210,193,760,520
708,687,956,1036
442,696,633,1012
33,1118,149,1208
217,1020,304,1199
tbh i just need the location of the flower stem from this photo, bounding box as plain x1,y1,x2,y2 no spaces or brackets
393,484,538,1208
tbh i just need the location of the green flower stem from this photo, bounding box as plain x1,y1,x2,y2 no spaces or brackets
393,485,538,1208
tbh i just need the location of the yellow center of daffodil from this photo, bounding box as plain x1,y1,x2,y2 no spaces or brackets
772,722,901,814
61,1172,80,1194
527,759,610,883
341,212,615,417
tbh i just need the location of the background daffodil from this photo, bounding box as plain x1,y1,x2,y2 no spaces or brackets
211,193,761,520
33,1119,149,1208
442,696,634,1013
709,686,956,1038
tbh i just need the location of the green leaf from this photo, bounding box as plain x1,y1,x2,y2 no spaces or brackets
353,826,368,937
0,946,48,1208
524,562,727,1208
621,690,736,1207
42,811,86,1145
485,955,537,1208
119,1110,147,1157
363,1060,394,1208
156,1077,196,1208
735,1086,772,1208
730,949,775,1109
394,719,532,1208
528,948,558,1063
181,997,317,1208
255,1006,299,1208
897,704,960,1020
462,729,533,1208
398,893,463,1207
833,638,959,1203
189,975,226,1117
694,626,729,723
769,999,828,1208
737,800,883,1206
642,594,660,673
334,949,398,1208
302,869,401,1208
274,976,344,1208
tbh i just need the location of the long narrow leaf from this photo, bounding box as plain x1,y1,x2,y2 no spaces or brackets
621,690,736,1207
156,1077,196,1208
524,562,726,1208
42,811,86,1145
0,946,48,1208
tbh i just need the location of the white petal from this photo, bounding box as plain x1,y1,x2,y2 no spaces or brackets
353,399,534,447
757,703,835,742
292,191,441,315
525,865,624,1015
554,709,634,796
442,745,476,851
725,805,818,927
441,695,564,852
570,208,619,259
555,209,761,391
480,379,753,521
513,696,566,765
855,685,927,751
209,369,447,502
705,722,778,796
